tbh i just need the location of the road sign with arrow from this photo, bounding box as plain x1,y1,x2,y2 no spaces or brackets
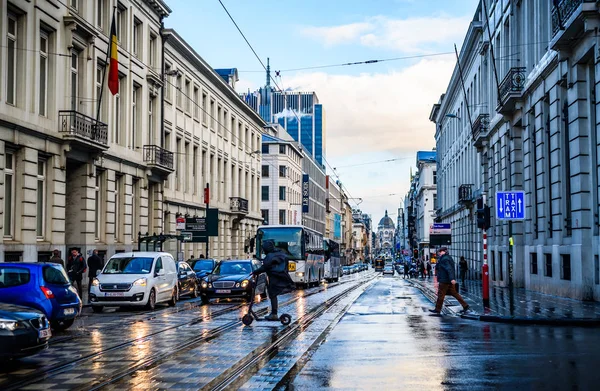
496,191,525,220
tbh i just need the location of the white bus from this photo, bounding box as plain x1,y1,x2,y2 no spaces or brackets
256,225,325,288
323,238,342,282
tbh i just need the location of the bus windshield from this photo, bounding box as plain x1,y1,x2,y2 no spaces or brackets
257,227,303,260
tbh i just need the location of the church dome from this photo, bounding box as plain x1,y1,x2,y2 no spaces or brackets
378,210,395,230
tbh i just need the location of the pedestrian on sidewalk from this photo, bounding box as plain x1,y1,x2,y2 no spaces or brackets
67,249,87,298
49,249,64,268
426,261,432,279
429,247,469,315
87,249,104,298
403,262,409,279
419,260,426,279
459,256,468,285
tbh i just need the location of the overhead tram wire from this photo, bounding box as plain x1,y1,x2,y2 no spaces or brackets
217,0,367,208
333,157,412,170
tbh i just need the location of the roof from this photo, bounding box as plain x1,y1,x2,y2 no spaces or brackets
214,68,239,84
378,210,395,230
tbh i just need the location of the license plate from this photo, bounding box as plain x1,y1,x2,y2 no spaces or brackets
106,292,125,297
63,308,76,316
288,263,296,272
39,329,51,339
215,289,231,294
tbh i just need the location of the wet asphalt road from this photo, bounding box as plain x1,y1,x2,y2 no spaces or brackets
2,272,600,390
286,275,600,390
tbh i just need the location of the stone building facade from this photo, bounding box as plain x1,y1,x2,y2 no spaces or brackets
431,0,600,301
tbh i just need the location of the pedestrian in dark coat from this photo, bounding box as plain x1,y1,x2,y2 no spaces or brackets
459,256,468,284
426,262,432,279
253,240,295,320
67,249,87,298
49,249,65,268
403,262,409,279
87,249,104,298
429,247,469,315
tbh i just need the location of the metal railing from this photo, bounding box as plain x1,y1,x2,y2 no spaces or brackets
58,110,108,145
471,112,489,140
458,184,473,204
143,145,174,169
551,0,585,36
498,67,526,106
230,197,249,214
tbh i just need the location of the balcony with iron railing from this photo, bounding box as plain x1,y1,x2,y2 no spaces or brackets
58,110,108,150
471,108,490,148
230,197,249,215
143,145,174,178
458,184,474,205
551,0,597,49
497,67,526,114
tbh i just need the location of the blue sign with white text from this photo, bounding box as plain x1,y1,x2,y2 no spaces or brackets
302,174,310,213
496,191,525,220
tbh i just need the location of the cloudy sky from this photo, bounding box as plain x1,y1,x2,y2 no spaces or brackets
166,0,479,225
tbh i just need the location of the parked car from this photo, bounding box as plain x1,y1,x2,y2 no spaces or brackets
187,258,218,280
199,259,267,304
0,303,51,360
383,265,395,276
89,252,178,312
176,261,199,299
0,263,82,331
342,266,351,275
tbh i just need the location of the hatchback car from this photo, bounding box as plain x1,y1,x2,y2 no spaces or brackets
187,258,218,280
90,252,178,312
0,263,82,330
383,266,395,275
199,259,267,304
176,261,199,299
0,303,51,360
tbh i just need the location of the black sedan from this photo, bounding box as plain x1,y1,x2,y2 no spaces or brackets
176,261,199,299
188,258,218,280
199,259,267,304
0,303,51,360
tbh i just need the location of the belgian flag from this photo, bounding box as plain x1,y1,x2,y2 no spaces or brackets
107,11,119,95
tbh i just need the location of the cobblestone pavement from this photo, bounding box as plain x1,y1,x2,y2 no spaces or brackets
408,276,600,319
287,275,600,390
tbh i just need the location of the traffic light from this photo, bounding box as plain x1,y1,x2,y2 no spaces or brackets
476,197,491,230
413,249,418,258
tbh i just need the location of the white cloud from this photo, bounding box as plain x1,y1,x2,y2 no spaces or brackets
301,15,470,53
279,57,455,158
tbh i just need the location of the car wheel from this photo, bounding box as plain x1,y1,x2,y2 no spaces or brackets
201,296,210,305
92,306,104,313
145,289,157,310
168,286,178,307
191,283,199,298
51,318,75,331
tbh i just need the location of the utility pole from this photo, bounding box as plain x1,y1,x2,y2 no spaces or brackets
482,194,490,308
204,183,210,258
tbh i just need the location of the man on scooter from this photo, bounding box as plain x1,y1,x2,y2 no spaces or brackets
253,239,296,320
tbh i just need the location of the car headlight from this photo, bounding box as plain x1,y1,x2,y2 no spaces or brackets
296,272,304,277
241,280,249,288
208,283,212,288
91,278,100,287
133,278,147,286
0,319,26,331
201,281,208,289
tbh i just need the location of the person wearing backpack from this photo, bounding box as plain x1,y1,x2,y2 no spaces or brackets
67,248,87,298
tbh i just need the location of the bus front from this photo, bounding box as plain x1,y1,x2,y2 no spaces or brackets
256,226,305,285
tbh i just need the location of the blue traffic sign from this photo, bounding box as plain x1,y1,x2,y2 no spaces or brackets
496,191,525,220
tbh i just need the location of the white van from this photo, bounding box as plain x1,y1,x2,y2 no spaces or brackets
89,252,178,312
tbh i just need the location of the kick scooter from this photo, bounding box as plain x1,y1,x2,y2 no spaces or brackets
242,281,292,326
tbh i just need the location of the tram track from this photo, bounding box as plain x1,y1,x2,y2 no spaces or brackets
1,276,363,391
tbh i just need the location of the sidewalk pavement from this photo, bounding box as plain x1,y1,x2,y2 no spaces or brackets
406,276,600,326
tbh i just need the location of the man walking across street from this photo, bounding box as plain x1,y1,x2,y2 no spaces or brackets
403,262,409,279
426,261,432,279
67,249,87,298
87,249,104,298
429,247,470,316
459,256,468,285
49,249,64,268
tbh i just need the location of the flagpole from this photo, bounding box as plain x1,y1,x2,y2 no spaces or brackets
96,6,118,136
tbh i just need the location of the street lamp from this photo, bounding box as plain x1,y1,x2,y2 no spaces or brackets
445,113,461,120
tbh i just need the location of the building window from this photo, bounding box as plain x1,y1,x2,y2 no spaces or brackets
70,50,79,111
149,33,157,67
210,100,216,129
176,138,181,191
36,161,46,238
262,144,269,154
133,18,142,58
185,79,191,113
185,142,190,193
530,253,537,275
561,254,571,281
544,253,552,278
39,32,49,116
279,165,286,178
148,96,154,145
96,0,105,28
217,106,222,135
131,86,139,149
70,0,78,10
262,165,269,177
193,146,198,194
261,186,269,201
6,13,17,105
115,175,122,241
202,93,208,124
164,63,172,101
176,75,183,108
595,255,599,285
279,186,286,201
4,153,15,237
433,170,437,185
279,145,286,154
279,209,286,225
116,4,126,47
96,64,106,122
95,171,102,240
193,86,200,119
132,178,138,239
231,117,236,144
261,209,269,225
115,78,123,144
